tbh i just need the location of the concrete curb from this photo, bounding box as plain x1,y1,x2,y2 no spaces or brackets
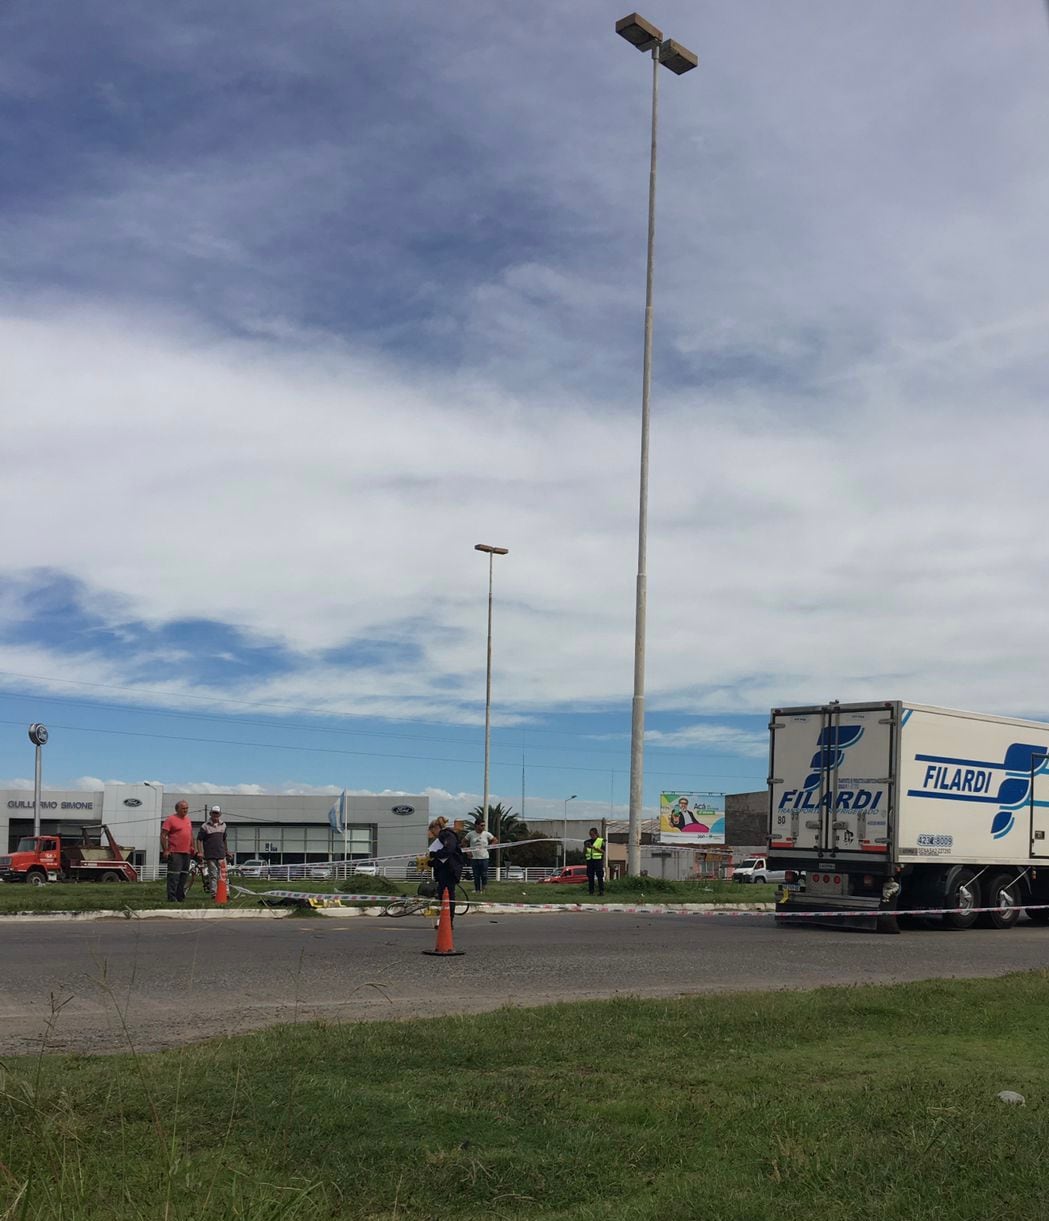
313,901,776,918
0,902,773,923
0,908,293,922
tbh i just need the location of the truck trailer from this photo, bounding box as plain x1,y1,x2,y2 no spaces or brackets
768,701,1049,932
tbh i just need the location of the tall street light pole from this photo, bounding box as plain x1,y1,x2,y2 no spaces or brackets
475,543,509,834
615,13,698,876
563,794,577,868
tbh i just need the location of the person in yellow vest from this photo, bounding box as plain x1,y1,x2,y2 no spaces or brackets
583,827,605,896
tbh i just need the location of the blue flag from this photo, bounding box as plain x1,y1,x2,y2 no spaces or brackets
328,790,346,834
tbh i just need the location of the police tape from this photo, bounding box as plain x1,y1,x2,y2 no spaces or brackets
230,886,394,903
229,885,1049,919
431,900,1049,918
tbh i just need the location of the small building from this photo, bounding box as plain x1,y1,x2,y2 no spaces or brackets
724,790,767,856
525,817,732,879
0,784,429,880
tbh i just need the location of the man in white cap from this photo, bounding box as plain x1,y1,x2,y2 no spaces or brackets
197,806,231,897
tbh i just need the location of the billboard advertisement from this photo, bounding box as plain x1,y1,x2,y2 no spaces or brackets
659,793,725,844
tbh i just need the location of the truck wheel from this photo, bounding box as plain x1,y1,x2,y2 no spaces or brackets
99,871,120,884
942,867,980,929
979,873,1021,929
26,870,47,887
753,875,765,885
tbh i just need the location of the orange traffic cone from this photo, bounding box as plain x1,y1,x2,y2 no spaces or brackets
423,895,464,957
215,860,229,906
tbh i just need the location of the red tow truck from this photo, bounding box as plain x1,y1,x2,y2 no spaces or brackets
0,825,138,885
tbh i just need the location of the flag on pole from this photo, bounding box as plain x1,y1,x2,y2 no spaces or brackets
328,790,346,834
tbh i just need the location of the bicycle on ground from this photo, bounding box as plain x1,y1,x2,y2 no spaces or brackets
382,881,471,919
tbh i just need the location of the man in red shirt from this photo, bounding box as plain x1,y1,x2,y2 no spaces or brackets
160,800,194,902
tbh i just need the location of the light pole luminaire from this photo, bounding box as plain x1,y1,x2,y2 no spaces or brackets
28,723,48,838
475,543,509,835
615,13,698,876
563,794,577,868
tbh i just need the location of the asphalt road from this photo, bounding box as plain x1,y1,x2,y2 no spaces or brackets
1,910,1047,1056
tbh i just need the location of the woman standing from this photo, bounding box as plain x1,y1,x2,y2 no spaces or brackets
427,817,465,922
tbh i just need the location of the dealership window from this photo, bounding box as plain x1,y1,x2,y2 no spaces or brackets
306,825,331,852
227,823,376,863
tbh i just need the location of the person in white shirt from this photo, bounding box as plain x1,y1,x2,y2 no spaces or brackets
463,818,498,893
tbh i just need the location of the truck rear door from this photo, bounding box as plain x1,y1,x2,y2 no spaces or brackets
1030,761,1049,858
770,704,894,859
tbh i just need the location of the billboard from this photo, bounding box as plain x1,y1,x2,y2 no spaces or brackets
659,793,725,844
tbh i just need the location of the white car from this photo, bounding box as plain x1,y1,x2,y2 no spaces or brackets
308,865,333,879
236,858,269,877
352,862,379,876
502,866,526,881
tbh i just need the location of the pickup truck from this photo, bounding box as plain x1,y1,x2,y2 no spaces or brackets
732,856,787,884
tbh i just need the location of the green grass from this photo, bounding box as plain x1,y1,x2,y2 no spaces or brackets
455,876,777,906
1,973,1047,1219
0,876,776,912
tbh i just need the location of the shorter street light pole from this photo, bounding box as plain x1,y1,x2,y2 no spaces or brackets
475,543,509,834
28,723,48,838
563,794,577,867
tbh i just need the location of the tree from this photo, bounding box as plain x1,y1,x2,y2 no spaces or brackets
468,803,522,841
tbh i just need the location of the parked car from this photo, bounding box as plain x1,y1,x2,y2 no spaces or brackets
539,865,589,885
235,858,269,877
503,865,527,882
352,862,379,876
732,856,787,884
308,865,333,879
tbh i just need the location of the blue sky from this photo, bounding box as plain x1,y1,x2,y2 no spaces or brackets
2,2,1049,822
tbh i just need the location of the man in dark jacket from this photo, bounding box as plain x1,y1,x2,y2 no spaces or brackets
197,805,231,898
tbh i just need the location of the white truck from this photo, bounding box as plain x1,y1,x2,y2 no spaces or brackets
768,701,1049,932
731,856,787,884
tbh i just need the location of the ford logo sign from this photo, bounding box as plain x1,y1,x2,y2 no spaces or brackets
123,798,143,808
391,804,415,816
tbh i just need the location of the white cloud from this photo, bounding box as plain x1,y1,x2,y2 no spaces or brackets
4,2,1049,742
646,726,768,758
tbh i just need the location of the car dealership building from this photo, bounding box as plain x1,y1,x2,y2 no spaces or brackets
1,784,430,880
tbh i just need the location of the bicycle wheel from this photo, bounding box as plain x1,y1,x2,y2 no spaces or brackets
383,898,425,918
453,885,471,917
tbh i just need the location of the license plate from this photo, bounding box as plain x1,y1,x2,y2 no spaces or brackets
806,873,845,897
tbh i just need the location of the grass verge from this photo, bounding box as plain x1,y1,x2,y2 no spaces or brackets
1,972,1046,1219
0,876,778,912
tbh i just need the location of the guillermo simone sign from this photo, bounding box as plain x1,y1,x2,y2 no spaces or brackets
7,799,95,810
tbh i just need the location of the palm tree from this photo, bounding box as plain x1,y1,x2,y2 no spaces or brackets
468,802,523,841
468,803,558,868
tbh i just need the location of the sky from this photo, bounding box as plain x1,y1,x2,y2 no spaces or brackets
2,1,1049,825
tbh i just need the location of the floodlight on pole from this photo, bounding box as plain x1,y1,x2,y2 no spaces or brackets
615,13,698,877
475,543,510,834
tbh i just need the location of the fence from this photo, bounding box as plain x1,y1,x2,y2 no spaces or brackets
140,861,558,884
